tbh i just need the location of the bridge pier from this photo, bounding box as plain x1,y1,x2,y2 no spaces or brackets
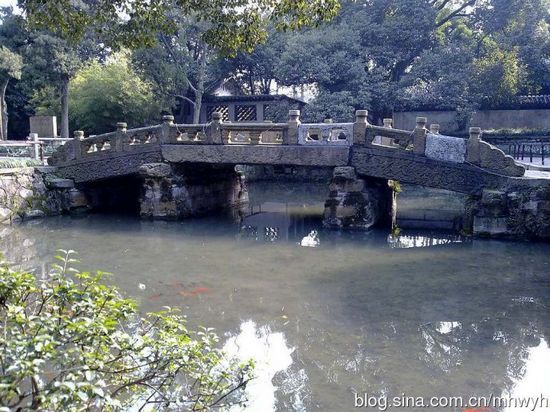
139,163,248,219
323,167,395,230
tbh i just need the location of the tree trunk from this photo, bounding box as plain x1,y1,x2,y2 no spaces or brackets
60,78,70,139
193,91,202,124
192,52,206,124
0,79,9,140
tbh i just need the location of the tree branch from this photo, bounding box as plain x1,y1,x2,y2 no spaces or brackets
174,94,196,106
436,0,477,27
434,0,453,11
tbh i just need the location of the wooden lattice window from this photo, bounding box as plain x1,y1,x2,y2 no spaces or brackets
206,105,229,121
263,104,273,121
236,105,257,122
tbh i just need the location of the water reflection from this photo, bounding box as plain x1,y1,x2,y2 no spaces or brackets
0,182,549,410
224,321,301,411
300,231,320,248
388,232,468,249
504,338,550,411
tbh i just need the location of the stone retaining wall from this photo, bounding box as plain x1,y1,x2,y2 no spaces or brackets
0,167,88,224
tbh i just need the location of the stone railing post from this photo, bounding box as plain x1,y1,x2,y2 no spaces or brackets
30,133,40,161
207,112,223,144
160,115,174,144
286,110,300,145
467,127,482,164
383,118,393,128
115,122,127,151
413,116,427,155
353,110,368,145
73,130,84,159
430,124,440,134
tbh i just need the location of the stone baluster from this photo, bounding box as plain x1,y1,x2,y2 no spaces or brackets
413,116,427,155
467,127,482,164
115,122,127,151
353,110,368,145
430,124,440,134
207,112,223,144
286,110,301,145
30,133,40,161
74,130,84,159
161,115,174,144
381,118,394,146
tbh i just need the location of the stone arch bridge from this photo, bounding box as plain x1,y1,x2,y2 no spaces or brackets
49,110,550,240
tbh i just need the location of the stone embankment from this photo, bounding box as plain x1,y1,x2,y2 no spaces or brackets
0,166,88,224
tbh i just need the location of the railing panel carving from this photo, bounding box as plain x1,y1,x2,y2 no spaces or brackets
298,123,353,145
219,123,287,145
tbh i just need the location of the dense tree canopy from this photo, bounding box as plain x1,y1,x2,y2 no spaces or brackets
0,0,548,137
18,0,341,54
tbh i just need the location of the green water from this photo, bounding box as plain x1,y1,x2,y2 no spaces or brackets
1,183,549,411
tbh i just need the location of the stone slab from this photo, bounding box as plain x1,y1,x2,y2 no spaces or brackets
425,133,466,163
34,166,58,174
350,146,550,195
162,145,350,167
56,147,163,183
30,115,57,138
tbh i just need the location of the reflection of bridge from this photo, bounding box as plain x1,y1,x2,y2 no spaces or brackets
49,110,550,240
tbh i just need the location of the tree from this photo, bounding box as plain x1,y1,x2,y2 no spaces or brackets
132,4,247,124
221,30,288,95
19,0,341,55
0,46,22,140
24,34,82,139
69,54,161,134
268,0,549,122
0,7,27,140
0,250,253,410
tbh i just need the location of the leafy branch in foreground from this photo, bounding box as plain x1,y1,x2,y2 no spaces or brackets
18,0,341,54
0,250,254,411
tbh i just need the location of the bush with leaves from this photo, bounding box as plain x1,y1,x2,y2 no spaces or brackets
69,54,162,135
0,251,253,411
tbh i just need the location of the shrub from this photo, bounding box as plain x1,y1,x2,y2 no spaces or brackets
0,158,41,168
0,251,253,411
69,54,162,135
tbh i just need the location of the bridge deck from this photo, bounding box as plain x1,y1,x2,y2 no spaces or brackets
161,144,350,166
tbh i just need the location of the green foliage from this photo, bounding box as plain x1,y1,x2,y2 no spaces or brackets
24,34,82,86
0,158,41,168
19,0,341,55
0,46,22,82
29,85,60,117
0,250,253,411
69,54,162,134
222,30,287,95
302,91,356,123
132,17,224,123
472,44,524,105
238,0,549,123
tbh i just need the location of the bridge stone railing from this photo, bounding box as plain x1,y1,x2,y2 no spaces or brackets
49,109,526,177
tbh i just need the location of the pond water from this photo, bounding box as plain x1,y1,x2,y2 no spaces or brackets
1,182,549,411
